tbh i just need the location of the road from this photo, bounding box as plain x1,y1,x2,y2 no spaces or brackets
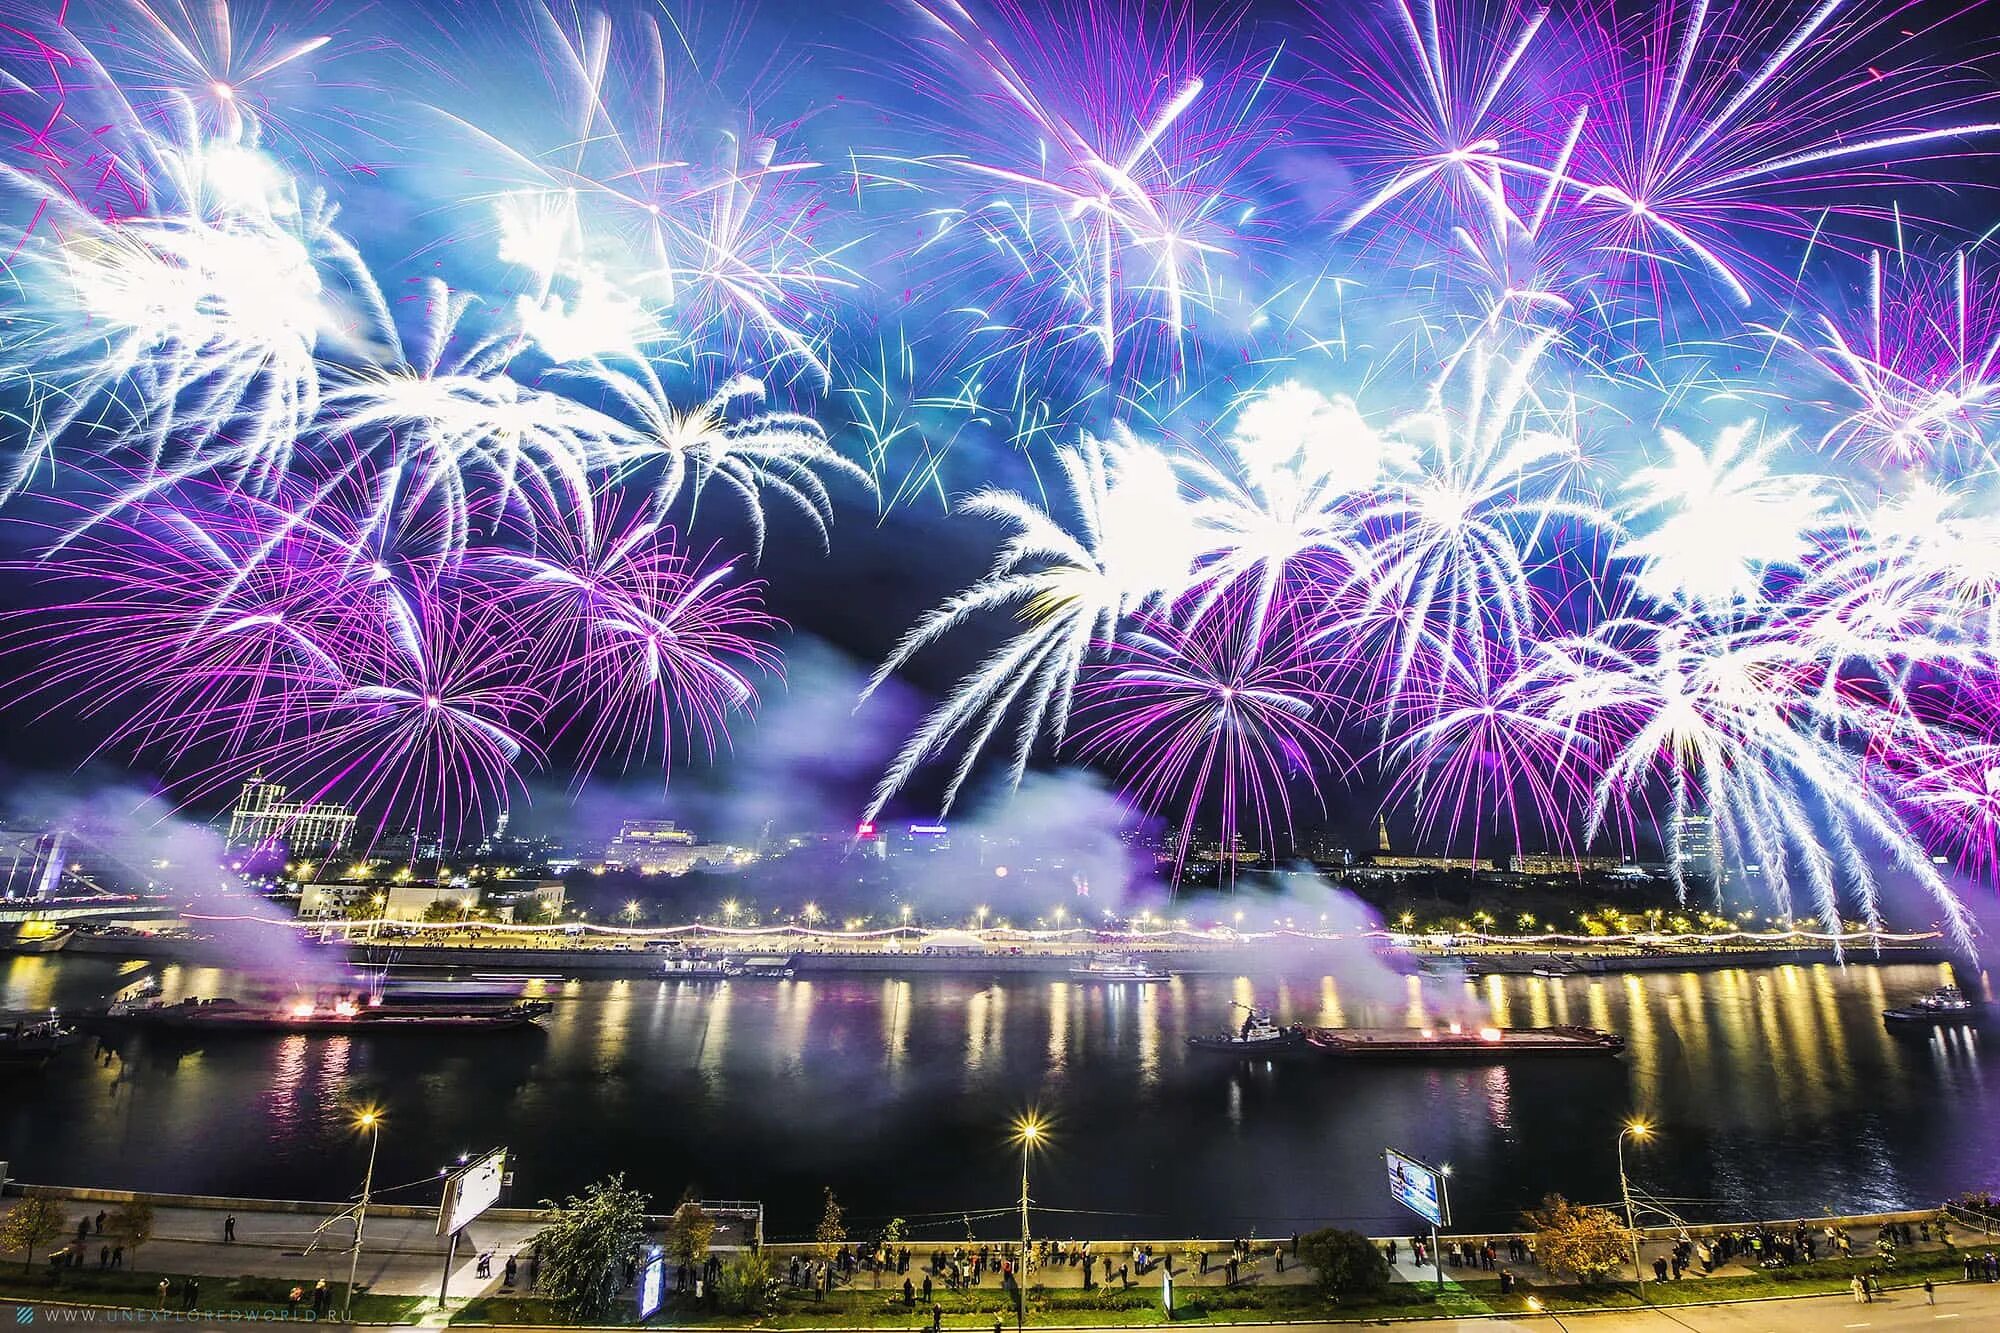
1334,1280,1997,1332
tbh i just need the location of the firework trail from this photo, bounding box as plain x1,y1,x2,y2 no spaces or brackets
1760,249,2000,471
474,490,777,784
878,0,1282,383
0,0,1996,934
1074,601,1349,882
860,427,1204,818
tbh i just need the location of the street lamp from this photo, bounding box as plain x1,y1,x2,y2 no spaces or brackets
1617,1120,1652,1289
344,1108,383,1321
1524,1296,1570,1331
1010,1113,1045,1330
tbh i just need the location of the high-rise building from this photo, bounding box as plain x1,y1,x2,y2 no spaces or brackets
605,819,697,870
227,777,357,854
1669,812,1719,881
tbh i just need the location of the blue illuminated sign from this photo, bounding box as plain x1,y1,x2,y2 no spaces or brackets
1386,1149,1447,1227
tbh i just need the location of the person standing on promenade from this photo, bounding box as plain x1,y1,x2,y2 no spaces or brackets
223,1214,236,1242
1925,1278,1937,1305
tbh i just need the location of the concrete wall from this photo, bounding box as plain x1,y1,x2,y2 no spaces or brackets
1,1182,1960,1252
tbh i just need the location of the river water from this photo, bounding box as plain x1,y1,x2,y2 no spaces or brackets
4,954,1995,1240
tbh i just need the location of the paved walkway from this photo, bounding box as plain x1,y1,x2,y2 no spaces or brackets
1336,1278,2000,1331
7,1196,1993,1308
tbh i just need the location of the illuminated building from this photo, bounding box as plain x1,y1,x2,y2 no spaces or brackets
902,822,952,853
226,776,357,855
1506,852,1625,876
1366,814,1491,872
605,819,696,870
1670,812,1720,882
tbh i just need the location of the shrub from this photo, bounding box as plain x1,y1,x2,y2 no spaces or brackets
1295,1227,1392,1300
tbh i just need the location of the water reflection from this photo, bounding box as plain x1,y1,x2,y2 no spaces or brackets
7,956,1996,1233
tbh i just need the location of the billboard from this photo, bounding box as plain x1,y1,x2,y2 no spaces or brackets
439,1148,507,1235
637,1250,665,1319
1385,1148,1447,1227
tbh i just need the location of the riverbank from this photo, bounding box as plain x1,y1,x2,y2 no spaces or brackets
59,925,1954,978
7,1184,1993,1324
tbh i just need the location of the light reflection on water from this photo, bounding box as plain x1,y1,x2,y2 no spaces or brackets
4,954,1998,1234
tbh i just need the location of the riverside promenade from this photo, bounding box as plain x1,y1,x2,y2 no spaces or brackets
4,1186,1994,1305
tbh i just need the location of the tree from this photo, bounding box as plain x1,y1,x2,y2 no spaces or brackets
814,1188,846,1266
718,1247,782,1315
666,1198,714,1270
872,1217,905,1288
1524,1195,1630,1285
422,900,462,923
0,1197,67,1272
532,1174,651,1320
106,1203,156,1261
1295,1228,1392,1300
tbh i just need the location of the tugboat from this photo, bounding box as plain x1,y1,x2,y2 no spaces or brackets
0,1013,80,1068
1883,985,1983,1027
1187,1003,1306,1054
1070,952,1173,984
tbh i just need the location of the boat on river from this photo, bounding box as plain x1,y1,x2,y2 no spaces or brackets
661,952,743,979
1883,986,1984,1027
1070,953,1173,983
0,1014,80,1067
1305,1023,1625,1060
1187,1004,1306,1054
100,992,549,1034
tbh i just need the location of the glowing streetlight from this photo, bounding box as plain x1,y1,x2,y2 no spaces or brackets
622,900,642,927
1617,1120,1652,1287
721,899,740,925
344,1108,383,1320
975,905,990,929
1010,1113,1047,1327
802,902,821,928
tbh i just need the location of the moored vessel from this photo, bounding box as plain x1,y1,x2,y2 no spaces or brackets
1305,1022,1625,1059
100,992,548,1033
0,1013,80,1067
1070,952,1173,983
1187,1004,1306,1053
1884,985,1983,1026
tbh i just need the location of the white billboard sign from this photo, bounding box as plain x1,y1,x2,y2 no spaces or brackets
439,1148,507,1235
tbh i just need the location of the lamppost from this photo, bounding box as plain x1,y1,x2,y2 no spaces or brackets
1617,1120,1652,1290
344,1108,383,1321
1524,1296,1571,1331
1011,1113,1045,1330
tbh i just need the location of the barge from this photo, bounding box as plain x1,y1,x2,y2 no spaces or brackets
1305,1023,1625,1059
99,994,550,1034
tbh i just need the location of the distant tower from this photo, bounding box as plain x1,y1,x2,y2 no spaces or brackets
1376,813,1391,853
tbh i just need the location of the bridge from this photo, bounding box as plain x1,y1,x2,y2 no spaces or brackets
0,896,174,925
